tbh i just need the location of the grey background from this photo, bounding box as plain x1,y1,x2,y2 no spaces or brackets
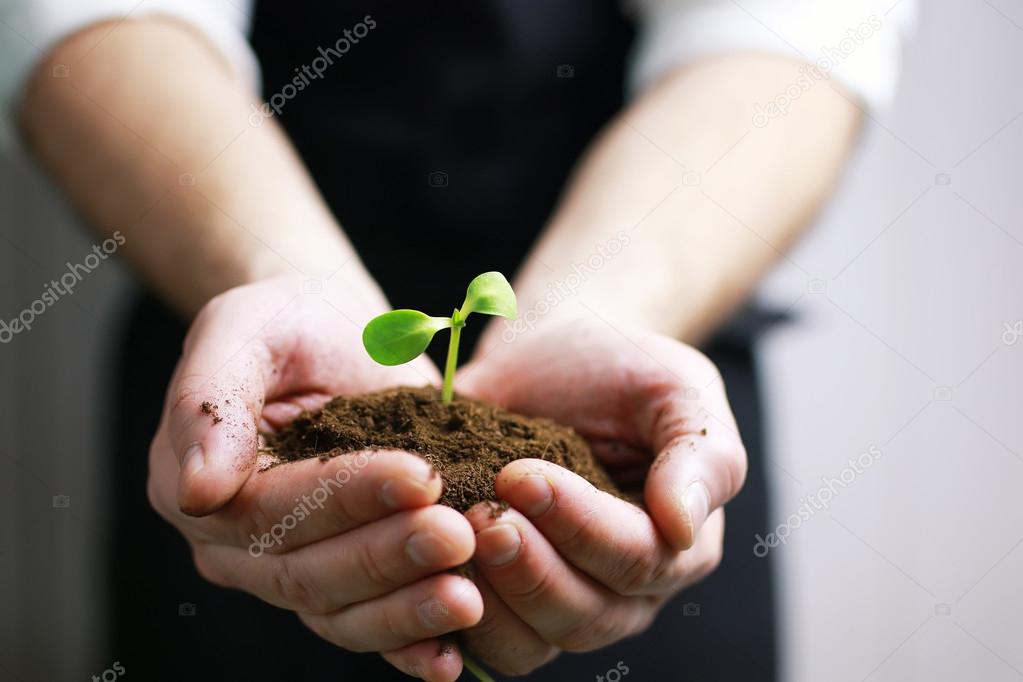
0,0,1020,680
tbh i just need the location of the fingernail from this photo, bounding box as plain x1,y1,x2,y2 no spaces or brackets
181,443,205,479
417,596,453,629
507,474,554,517
405,531,452,568
475,524,522,567
683,481,710,539
380,477,433,509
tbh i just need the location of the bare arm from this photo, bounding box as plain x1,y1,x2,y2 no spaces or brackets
483,53,861,349
18,17,384,316
18,20,486,681
453,53,863,674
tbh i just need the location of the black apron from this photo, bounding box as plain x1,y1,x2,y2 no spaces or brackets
107,2,778,679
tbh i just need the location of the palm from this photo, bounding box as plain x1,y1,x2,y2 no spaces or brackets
458,317,723,489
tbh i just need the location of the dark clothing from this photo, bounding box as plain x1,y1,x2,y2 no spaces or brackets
108,2,778,679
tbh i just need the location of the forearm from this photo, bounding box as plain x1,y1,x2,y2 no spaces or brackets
18,17,383,316
487,53,860,348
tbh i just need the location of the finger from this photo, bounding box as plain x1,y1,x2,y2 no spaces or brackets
165,296,288,516
193,505,475,614
494,459,691,596
381,639,463,682
465,504,652,652
644,381,747,550
460,573,559,677
211,449,442,552
299,574,483,653
152,448,443,551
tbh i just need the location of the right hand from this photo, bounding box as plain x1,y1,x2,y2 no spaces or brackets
146,274,482,682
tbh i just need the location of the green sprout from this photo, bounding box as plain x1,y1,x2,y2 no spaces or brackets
362,272,517,403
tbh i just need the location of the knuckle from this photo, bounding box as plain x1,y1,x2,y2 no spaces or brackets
330,480,365,527
300,613,357,651
191,544,229,588
466,602,505,642
612,550,657,596
146,471,167,518
553,489,601,555
686,346,722,385
490,646,559,677
379,607,409,646
355,544,400,592
628,605,658,638
235,492,280,552
504,562,560,603
555,607,627,652
721,438,749,501
698,538,725,581
271,552,329,614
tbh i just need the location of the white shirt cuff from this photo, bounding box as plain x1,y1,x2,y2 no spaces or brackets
627,0,918,111
0,0,257,152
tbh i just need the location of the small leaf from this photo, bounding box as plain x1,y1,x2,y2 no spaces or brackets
362,310,451,366
460,271,517,320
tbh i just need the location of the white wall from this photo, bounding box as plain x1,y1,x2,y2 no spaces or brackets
0,154,128,680
759,1,1023,680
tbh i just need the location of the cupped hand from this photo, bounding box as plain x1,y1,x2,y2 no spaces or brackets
146,274,482,682
446,316,748,676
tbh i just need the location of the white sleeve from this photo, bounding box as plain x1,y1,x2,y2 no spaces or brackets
626,0,918,111
0,0,258,150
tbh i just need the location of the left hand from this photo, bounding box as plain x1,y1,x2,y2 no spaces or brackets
453,316,746,676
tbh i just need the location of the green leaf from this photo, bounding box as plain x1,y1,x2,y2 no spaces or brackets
362,310,451,366
460,271,517,320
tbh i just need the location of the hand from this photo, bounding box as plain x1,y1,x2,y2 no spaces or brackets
448,316,747,676
147,274,484,682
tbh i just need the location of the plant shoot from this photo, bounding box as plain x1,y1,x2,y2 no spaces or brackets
362,272,517,403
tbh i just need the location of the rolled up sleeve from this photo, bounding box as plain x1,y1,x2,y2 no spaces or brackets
627,0,918,110
0,0,258,150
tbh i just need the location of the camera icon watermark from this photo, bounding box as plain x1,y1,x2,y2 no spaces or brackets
178,602,197,616
1002,320,1022,346
428,171,449,188
684,386,700,400
555,64,575,78
934,173,952,186
933,386,953,401
302,278,323,294
52,494,71,508
52,64,70,78
420,599,449,620
934,602,952,616
681,171,701,187
807,278,827,295
682,602,701,616
178,172,196,187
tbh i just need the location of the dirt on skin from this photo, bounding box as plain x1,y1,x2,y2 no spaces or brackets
264,386,621,512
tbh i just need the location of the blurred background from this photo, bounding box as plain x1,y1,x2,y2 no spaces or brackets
1,0,1020,680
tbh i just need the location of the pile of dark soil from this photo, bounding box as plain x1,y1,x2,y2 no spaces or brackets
265,386,620,511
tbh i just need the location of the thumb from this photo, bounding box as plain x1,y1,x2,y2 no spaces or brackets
165,306,275,516
644,389,748,551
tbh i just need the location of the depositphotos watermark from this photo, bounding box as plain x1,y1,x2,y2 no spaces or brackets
595,660,630,682
752,15,883,128
249,15,377,127
0,231,125,343
91,661,125,682
753,445,882,557
248,451,376,557
501,230,631,343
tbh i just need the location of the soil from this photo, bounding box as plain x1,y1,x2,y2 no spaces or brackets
264,386,621,512
200,400,222,425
